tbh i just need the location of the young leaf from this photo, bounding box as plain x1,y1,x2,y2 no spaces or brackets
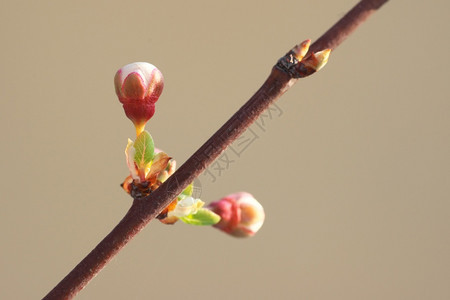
179,208,221,226
181,183,193,197
133,130,154,168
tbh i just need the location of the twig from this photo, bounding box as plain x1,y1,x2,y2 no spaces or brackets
43,0,389,298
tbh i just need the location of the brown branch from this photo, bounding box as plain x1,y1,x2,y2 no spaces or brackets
43,0,389,299
309,0,389,53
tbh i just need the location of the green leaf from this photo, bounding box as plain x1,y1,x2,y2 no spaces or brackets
181,183,194,197
133,131,154,168
180,208,221,226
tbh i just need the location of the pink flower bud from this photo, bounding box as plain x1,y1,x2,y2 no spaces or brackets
114,62,164,136
207,192,265,238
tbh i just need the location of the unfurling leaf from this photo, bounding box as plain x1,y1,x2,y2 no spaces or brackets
180,208,221,226
125,139,139,180
181,183,193,197
145,152,171,182
133,130,154,168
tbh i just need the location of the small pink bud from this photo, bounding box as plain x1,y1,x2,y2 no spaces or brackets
207,192,265,238
114,62,164,136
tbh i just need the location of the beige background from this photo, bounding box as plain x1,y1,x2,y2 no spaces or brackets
1,0,449,299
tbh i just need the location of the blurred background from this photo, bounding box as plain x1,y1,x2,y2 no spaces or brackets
1,0,449,299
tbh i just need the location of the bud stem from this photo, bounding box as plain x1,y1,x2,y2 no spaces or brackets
135,123,145,137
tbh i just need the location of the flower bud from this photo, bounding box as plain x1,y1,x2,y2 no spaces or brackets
114,62,164,136
207,192,265,238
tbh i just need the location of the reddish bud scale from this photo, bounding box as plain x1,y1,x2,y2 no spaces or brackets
210,197,241,233
121,102,155,130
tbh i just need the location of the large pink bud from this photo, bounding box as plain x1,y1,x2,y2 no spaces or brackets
208,192,265,238
114,62,164,135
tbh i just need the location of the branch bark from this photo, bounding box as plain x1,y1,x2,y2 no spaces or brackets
43,0,389,298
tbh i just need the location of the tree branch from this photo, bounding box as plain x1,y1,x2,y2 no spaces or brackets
43,0,389,298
